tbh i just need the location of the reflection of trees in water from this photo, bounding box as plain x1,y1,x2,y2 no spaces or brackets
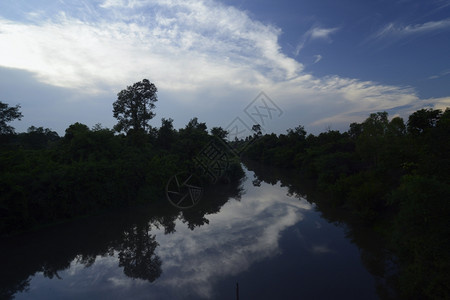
180,181,244,230
252,177,262,187
118,224,162,282
0,278,30,300
244,159,397,299
153,214,177,235
0,206,168,299
0,177,244,299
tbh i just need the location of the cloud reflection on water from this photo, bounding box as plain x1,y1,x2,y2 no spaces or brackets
154,183,313,298
14,181,313,299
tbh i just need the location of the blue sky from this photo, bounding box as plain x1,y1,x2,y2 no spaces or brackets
1,0,449,135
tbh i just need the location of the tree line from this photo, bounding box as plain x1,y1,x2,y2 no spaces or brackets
242,108,450,299
0,79,244,236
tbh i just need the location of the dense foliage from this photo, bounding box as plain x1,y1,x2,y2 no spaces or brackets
0,92,244,237
243,108,450,299
0,102,23,134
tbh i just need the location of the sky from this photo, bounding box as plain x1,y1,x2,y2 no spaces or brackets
1,0,449,136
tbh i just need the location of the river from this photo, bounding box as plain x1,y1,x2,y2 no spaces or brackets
0,163,388,299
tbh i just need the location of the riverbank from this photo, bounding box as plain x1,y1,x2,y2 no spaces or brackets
0,121,245,237
241,108,450,299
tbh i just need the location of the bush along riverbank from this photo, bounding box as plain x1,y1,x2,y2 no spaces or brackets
242,108,450,299
0,119,244,237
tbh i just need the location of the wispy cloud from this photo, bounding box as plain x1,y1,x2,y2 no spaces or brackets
313,54,323,64
294,25,339,57
371,18,450,41
309,27,339,40
428,69,450,80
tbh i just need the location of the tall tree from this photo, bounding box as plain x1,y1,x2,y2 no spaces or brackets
210,126,228,140
112,79,158,133
286,125,306,140
356,111,389,167
0,101,23,134
407,108,441,135
157,118,175,150
252,124,262,137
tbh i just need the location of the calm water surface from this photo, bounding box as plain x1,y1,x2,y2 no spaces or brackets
1,164,380,299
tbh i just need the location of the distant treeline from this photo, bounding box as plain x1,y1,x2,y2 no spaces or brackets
0,118,244,236
242,108,450,300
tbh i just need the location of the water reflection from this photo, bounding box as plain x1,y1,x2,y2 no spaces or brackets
0,163,383,299
118,225,161,282
154,183,312,298
244,159,396,299
0,176,245,299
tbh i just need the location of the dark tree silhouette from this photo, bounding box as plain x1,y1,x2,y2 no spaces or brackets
286,125,306,140
407,108,441,135
0,101,23,134
251,124,262,136
157,118,175,150
184,117,207,133
210,126,228,140
112,79,158,133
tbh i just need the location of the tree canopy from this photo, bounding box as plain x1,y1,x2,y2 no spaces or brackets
0,101,23,134
112,79,158,134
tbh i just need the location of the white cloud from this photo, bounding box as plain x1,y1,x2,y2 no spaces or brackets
404,96,450,115
294,25,339,56
0,0,445,133
309,26,339,40
0,0,301,92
